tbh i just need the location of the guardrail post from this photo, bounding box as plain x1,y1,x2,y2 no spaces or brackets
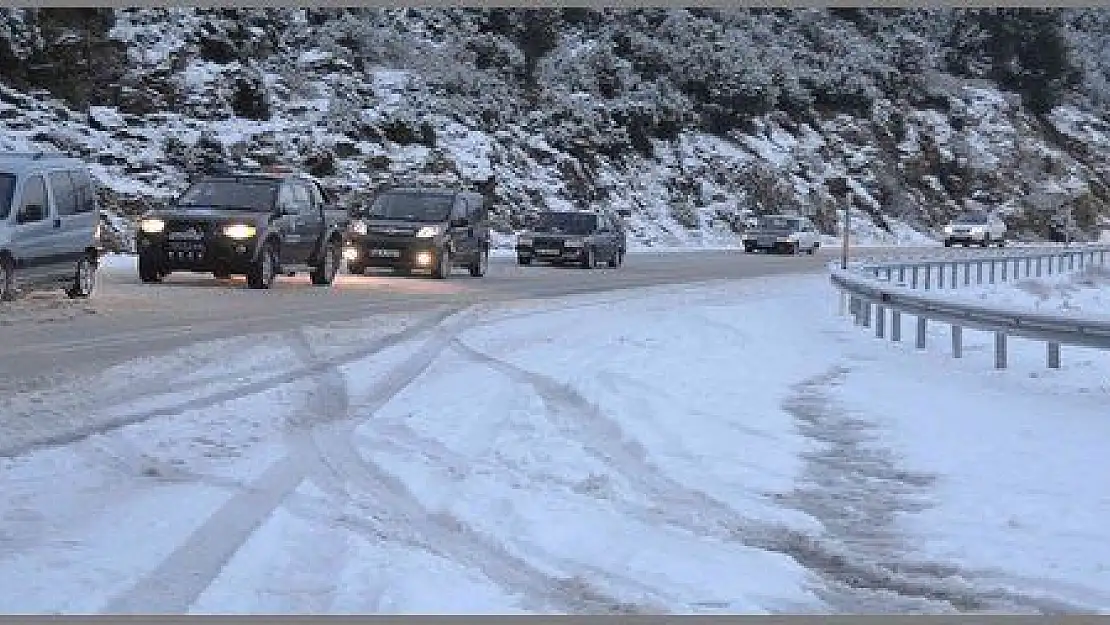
1025,257,1031,278
849,297,860,323
995,332,1007,369
1047,342,1061,369
911,266,919,289
949,262,957,289
1069,253,1075,271
924,264,931,290
861,301,872,328
1036,256,1042,277
977,261,983,284
951,325,963,358
891,311,901,342
1001,259,1008,281
916,317,927,349
875,305,885,338
886,267,893,281
964,262,971,286
989,261,996,284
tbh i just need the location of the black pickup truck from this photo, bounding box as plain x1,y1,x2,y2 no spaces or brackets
135,171,346,289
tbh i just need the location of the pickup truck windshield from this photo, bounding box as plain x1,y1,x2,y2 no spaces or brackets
759,216,800,230
365,193,453,222
177,180,278,211
0,174,13,220
533,212,598,235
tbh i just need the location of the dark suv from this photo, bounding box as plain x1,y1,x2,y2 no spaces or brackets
135,171,346,289
516,209,626,268
1,153,102,302
343,187,490,279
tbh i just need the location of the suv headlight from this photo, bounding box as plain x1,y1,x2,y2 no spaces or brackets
518,236,533,246
348,219,368,235
415,225,443,238
943,225,954,235
563,239,585,248
222,224,257,239
139,218,165,234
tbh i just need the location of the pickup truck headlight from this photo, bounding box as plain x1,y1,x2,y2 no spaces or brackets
139,218,165,234
415,225,444,238
222,224,257,239
517,236,533,246
943,225,954,235
348,219,368,235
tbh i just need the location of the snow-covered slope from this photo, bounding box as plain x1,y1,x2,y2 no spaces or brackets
4,8,1110,249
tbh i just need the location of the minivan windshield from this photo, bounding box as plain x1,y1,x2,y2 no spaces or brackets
953,213,989,225
364,192,454,222
759,216,800,230
0,174,14,220
177,180,279,211
532,212,598,235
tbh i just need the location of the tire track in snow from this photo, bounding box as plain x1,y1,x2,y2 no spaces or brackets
98,307,469,614
448,340,1091,614
1,307,459,459
779,367,1090,614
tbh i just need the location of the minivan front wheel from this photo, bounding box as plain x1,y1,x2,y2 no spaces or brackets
468,247,488,277
0,258,15,302
66,255,97,299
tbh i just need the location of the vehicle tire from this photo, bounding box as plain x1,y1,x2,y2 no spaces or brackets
517,256,531,266
943,239,952,248
392,265,410,277
347,262,365,276
806,243,817,255
608,249,623,267
468,247,488,277
138,253,163,283
65,255,97,299
0,257,15,302
247,241,278,289
432,248,451,279
580,246,595,269
213,270,231,279
311,240,341,286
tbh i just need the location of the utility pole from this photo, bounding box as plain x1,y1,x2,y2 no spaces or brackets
827,177,851,269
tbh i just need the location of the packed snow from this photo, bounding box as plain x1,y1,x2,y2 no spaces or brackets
1,273,1108,614
933,262,1110,321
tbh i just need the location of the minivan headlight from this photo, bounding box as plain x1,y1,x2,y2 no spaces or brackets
222,224,257,239
415,225,443,238
139,218,165,234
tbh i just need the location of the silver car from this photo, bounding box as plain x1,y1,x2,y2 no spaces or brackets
1,152,102,301
742,214,822,255
942,212,1007,247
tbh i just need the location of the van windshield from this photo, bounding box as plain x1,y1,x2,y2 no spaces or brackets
0,174,14,220
533,212,598,235
364,193,454,222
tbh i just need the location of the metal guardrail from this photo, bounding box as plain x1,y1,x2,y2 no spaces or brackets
829,243,1110,369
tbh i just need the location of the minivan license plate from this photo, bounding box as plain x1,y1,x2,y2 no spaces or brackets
370,249,401,258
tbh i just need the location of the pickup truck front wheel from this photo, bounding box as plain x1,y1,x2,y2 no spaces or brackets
311,241,341,286
1,258,15,301
247,241,278,289
468,247,488,277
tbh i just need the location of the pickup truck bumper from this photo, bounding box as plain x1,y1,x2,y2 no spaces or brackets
137,233,258,274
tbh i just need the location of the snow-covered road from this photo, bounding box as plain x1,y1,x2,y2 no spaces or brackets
1,274,1108,614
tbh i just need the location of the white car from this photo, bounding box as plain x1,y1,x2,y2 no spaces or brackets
942,213,1007,247
742,215,822,255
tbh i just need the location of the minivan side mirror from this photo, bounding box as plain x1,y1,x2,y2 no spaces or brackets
17,204,44,224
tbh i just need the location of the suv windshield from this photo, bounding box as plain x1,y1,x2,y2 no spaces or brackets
759,216,800,230
364,192,453,222
177,180,278,211
533,212,598,235
953,213,989,225
0,173,14,220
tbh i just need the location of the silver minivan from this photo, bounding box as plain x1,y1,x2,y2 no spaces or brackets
1,152,102,301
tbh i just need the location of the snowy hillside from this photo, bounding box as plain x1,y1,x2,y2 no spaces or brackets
4,8,1110,248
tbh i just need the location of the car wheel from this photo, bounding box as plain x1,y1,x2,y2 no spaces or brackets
247,241,278,289
943,239,952,248
0,257,16,302
580,246,595,269
311,241,341,286
468,247,489,277
138,253,163,283
517,256,532,266
347,261,365,276
66,255,97,299
213,270,231,279
432,248,451,279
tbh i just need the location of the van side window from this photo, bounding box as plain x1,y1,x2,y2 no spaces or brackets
467,196,487,222
49,171,79,216
18,174,48,223
70,169,96,213
451,196,467,222
292,183,315,217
